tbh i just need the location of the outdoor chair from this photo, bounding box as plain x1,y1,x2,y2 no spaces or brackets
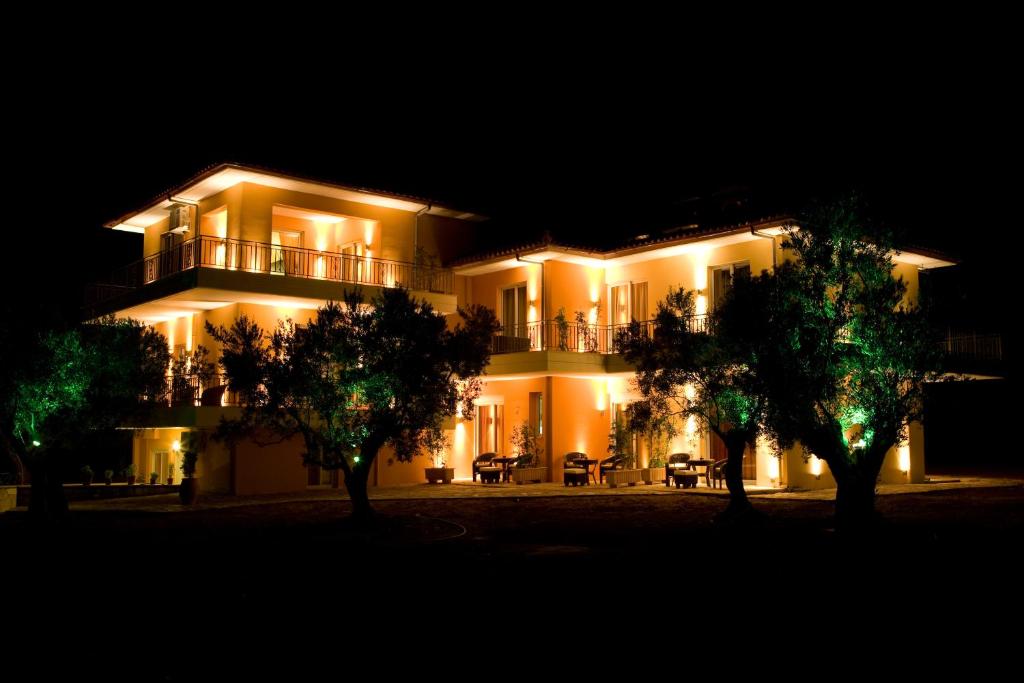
473,452,498,482
199,384,227,407
563,451,589,486
599,454,625,484
711,458,729,489
665,452,692,486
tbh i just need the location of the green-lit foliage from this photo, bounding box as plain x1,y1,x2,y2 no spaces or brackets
208,287,498,519
12,316,170,451
735,197,941,526
5,316,169,515
618,287,764,516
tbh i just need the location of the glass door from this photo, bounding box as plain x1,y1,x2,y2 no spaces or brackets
476,404,504,455
272,231,303,275
501,284,527,339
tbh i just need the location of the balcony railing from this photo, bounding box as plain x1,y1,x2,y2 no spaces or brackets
89,235,454,306
491,315,709,355
157,372,238,407
939,330,1003,362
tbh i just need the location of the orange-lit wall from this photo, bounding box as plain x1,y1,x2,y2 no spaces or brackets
233,430,308,496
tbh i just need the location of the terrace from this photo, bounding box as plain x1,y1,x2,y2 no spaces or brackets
86,234,455,309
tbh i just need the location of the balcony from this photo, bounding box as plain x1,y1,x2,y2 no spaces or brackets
490,315,709,355
160,373,239,407
87,235,454,308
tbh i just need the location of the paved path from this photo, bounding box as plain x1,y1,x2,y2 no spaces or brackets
27,474,1021,513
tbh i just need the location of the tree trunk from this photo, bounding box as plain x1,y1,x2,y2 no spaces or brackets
343,465,373,522
720,433,753,520
27,451,68,524
834,474,878,530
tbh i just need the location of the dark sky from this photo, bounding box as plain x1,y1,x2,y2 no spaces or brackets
7,46,1018,336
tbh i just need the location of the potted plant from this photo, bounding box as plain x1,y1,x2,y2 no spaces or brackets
641,421,672,485
103,469,114,485
149,471,159,485
179,431,201,505
166,463,175,486
554,307,570,351
80,465,94,486
423,431,454,484
124,463,136,485
510,421,547,484
604,412,644,488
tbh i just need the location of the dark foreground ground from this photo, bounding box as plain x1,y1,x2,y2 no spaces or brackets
3,484,1023,679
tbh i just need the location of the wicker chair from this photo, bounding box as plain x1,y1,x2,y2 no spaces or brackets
665,452,692,487
599,454,625,484
563,452,589,486
473,452,498,482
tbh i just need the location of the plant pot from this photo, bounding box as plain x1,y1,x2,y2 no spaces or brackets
127,476,136,485
640,468,665,485
179,477,200,505
512,466,548,484
149,474,158,485
82,476,93,486
166,477,174,486
104,478,113,485
424,467,454,484
605,468,643,488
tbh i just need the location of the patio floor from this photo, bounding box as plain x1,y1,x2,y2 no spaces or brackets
35,473,1022,513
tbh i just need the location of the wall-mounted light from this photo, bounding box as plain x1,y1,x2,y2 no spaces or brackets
171,440,181,453
898,445,911,475
810,455,822,480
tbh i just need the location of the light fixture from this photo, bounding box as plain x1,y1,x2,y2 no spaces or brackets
171,440,181,452
32,440,41,447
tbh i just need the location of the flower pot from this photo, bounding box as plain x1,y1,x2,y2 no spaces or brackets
424,467,454,484
179,477,200,505
512,466,548,484
641,468,665,485
149,474,158,485
127,475,136,485
605,468,643,488
82,475,93,486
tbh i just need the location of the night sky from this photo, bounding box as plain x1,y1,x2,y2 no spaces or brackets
6,58,1017,361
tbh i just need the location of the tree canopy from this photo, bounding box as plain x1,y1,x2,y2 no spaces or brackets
618,287,766,518
6,316,169,518
736,198,941,526
208,287,498,519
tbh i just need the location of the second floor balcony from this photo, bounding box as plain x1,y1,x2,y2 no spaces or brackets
88,235,455,309
491,315,710,355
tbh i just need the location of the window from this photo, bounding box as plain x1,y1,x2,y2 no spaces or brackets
477,403,504,455
501,284,528,338
271,231,303,275
609,282,648,324
529,392,543,437
711,262,750,309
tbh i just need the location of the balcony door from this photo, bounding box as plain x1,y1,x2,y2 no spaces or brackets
609,281,648,324
340,241,365,283
160,232,184,278
501,284,528,339
272,231,303,275
711,262,750,310
477,403,504,456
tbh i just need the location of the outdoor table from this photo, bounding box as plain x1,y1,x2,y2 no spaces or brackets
492,456,516,483
577,459,599,484
687,459,713,487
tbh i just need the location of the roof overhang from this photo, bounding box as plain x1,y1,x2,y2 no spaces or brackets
453,224,790,275
106,163,487,233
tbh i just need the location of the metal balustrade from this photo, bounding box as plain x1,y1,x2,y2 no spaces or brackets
490,315,709,355
88,235,454,306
